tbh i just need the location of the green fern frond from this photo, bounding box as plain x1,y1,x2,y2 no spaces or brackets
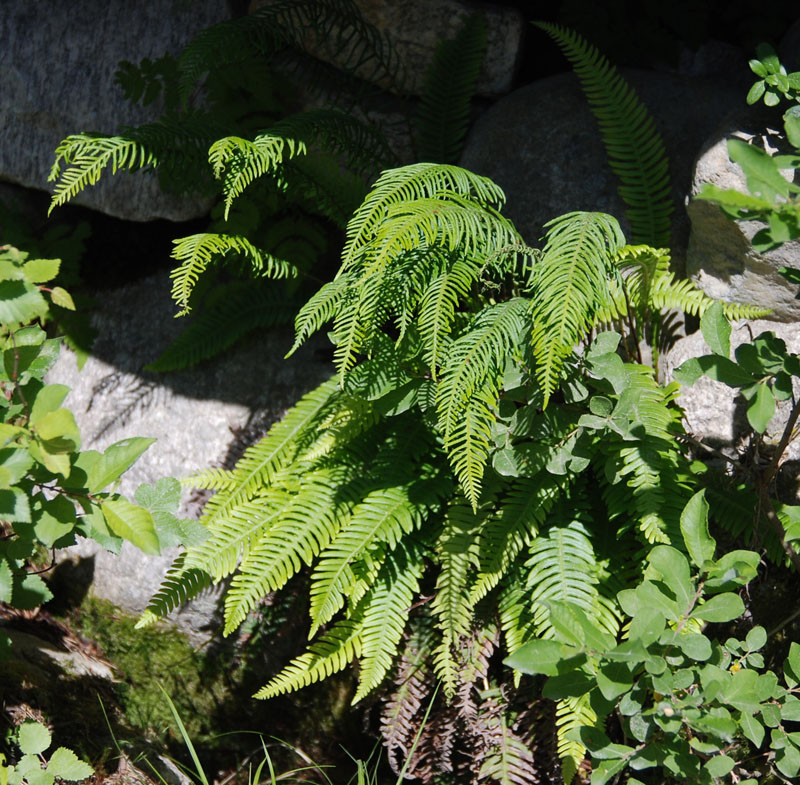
309,483,424,633
437,299,529,507
167,233,298,315
178,0,403,105
196,378,340,527
209,134,307,218
288,272,357,356
222,473,355,633
414,14,487,164
135,553,213,628
597,245,771,324
470,474,562,604
432,501,482,696
556,694,595,785
529,212,624,407
341,163,508,274
353,542,425,702
254,616,363,700
498,578,538,673
525,519,620,638
49,134,158,213
534,22,673,247
182,467,237,491
146,281,298,372
478,700,538,785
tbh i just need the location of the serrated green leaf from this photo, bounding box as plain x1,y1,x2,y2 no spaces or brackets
12,573,53,609
101,498,159,555
0,488,30,523
28,384,69,427
50,287,75,311
45,748,92,781
88,437,156,494
17,723,50,755
22,258,60,283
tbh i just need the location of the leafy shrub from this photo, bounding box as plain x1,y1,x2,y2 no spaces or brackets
0,721,92,785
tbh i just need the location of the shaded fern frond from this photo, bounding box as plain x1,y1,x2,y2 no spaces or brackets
146,281,298,372
535,22,673,247
178,0,403,104
167,233,298,315
254,616,363,699
414,14,487,164
529,211,625,407
135,553,213,628
477,697,539,785
432,501,482,696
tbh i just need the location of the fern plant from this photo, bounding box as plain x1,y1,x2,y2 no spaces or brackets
133,159,767,785
47,2,488,371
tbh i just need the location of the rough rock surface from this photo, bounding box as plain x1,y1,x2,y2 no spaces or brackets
48,272,333,639
0,0,231,221
459,70,742,264
687,123,800,321
351,0,523,96
662,320,800,460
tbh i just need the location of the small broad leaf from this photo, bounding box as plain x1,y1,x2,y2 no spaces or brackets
692,593,744,623
705,549,760,592
504,638,580,676
680,490,715,569
29,384,70,426
50,287,76,311
36,409,81,451
17,722,51,755
0,558,12,603
704,754,734,778
0,488,31,523
785,641,800,688
700,301,730,357
22,258,60,283
745,626,767,651
674,355,756,388
646,547,693,612
746,383,775,433
739,712,765,747
676,632,712,662
101,498,159,555
88,437,156,494
45,748,93,782
784,105,800,148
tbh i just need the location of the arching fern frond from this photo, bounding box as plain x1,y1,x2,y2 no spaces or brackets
414,14,487,164
254,616,363,699
341,163,508,274
135,552,213,628
529,211,625,407
167,233,298,315
534,22,673,247
146,281,299,372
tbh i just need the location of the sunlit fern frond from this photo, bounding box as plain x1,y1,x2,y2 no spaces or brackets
556,693,595,785
432,500,483,697
167,233,298,315
436,299,529,507
135,552,213,628
529,211,625,407
534,22,673,247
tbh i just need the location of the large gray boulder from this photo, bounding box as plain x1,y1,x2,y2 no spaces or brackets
687,124,800,321
459,70,742,263
0,0,231,221
49,272,332,639
662,320,800,460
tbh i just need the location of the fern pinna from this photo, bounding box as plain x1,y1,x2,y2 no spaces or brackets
136,160,763,784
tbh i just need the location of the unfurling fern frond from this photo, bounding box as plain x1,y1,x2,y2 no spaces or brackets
529,211,624,407
146,281,299,372
534,22,673,247
167,233,298,315
414,14,487,164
